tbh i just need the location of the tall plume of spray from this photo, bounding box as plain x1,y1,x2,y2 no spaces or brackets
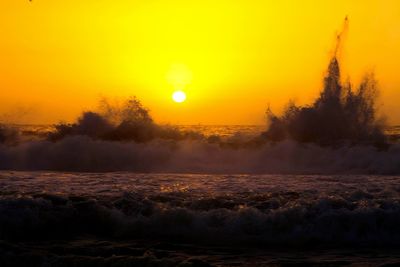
334,16,349,59
264,17,387,147
322,16,348,102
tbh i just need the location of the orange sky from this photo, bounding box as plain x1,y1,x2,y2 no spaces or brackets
0,0,399,125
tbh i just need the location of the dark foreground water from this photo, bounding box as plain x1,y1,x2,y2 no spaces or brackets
1,172,400,266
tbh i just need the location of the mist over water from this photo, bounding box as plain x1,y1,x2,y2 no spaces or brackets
1,137,400,174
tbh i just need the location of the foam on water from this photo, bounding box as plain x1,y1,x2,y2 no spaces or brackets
1,137,400,174
1,171,400,247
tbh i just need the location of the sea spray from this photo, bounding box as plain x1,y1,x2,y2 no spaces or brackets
264,17,386,146
48,97,203,143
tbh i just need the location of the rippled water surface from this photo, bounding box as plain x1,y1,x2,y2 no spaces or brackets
2,172,400,266
11,124,400,137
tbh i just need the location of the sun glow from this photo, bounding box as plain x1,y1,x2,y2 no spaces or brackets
1,1,400,124
172,90,186,103
166,64,192,90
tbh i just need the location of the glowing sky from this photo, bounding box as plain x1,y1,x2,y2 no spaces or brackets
0,0,399,124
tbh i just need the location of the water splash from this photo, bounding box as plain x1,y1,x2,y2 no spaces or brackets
264,17,386,147
48,97,203,143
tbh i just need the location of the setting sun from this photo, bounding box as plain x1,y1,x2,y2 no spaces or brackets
172,90,186,103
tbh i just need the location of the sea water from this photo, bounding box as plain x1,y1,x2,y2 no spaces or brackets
1,171,400,266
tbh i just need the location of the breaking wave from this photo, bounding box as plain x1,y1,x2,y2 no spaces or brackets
264,18,386,146
1,173,400,248
0,137,399,174
47,97,204,143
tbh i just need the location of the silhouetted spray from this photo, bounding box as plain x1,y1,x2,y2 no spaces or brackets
264,17,386,147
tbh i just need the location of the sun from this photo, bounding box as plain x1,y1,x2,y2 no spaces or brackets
172,90,186,103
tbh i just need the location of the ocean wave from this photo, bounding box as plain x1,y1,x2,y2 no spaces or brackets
0,137,399,174
2,187,400,247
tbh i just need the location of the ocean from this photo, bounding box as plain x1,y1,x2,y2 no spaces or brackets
2,125,400,266
10,124,400,142
2,172,400,266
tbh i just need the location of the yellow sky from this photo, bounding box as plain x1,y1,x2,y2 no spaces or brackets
0,0,399,125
